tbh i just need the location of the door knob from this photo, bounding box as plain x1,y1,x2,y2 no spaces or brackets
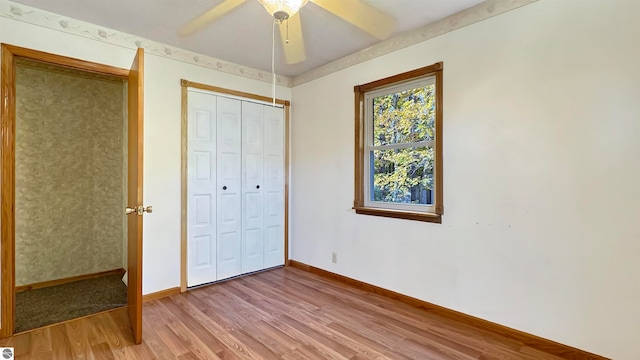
125,206,153,215
256,185,260,189
222,186,227,190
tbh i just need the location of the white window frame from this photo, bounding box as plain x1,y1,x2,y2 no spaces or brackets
363,76,436,213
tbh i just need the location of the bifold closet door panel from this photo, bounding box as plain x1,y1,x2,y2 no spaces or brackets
187,91,218,287
241,102,265,274
216,96,243,281
263,106,286,268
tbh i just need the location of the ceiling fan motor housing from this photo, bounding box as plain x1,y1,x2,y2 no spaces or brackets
273,10,290,21
258,0,309,21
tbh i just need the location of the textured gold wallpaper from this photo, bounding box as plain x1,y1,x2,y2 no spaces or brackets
15,60,126,286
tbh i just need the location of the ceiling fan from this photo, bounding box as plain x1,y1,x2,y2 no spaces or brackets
179,0,396,64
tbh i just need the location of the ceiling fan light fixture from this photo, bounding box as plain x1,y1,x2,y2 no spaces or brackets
258,0,309,21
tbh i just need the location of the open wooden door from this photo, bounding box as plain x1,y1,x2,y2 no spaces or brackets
126,48,145,345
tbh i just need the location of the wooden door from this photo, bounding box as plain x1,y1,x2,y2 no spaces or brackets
241,101,265,274
215,96,243,280
187,90,218,286
127,48,144,345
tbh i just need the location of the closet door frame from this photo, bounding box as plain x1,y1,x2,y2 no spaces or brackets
180,79,290,292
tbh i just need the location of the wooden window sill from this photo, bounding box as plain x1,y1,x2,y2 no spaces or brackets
353,206,442,223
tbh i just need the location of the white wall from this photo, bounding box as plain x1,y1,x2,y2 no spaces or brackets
0,16,291,296
290,1,640,359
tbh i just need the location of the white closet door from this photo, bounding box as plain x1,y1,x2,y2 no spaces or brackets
263,105,285,268
216,96,243,280
187,91,217,287
241,102,265,273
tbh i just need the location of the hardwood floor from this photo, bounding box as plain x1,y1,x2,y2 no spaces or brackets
0,267,568,359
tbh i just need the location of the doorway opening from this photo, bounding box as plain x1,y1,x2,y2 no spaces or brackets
12,58,128,332
1,44,145,343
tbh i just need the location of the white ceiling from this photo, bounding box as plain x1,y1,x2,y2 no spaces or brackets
12,0,485,77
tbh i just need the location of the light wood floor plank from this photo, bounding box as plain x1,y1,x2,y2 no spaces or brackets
2,267,576,359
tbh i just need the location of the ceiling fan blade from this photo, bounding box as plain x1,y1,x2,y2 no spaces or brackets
179,0,247,36
278,13,306,64
311,0,395,40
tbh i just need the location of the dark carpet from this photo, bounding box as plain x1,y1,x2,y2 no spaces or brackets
15,274,127,333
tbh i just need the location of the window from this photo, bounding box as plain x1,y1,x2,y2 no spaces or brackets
353,62,443,223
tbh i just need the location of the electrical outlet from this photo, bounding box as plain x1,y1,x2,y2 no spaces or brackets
332,252,337,264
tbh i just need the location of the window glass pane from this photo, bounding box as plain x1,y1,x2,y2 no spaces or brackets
369,146,434,205
372,84,435,146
